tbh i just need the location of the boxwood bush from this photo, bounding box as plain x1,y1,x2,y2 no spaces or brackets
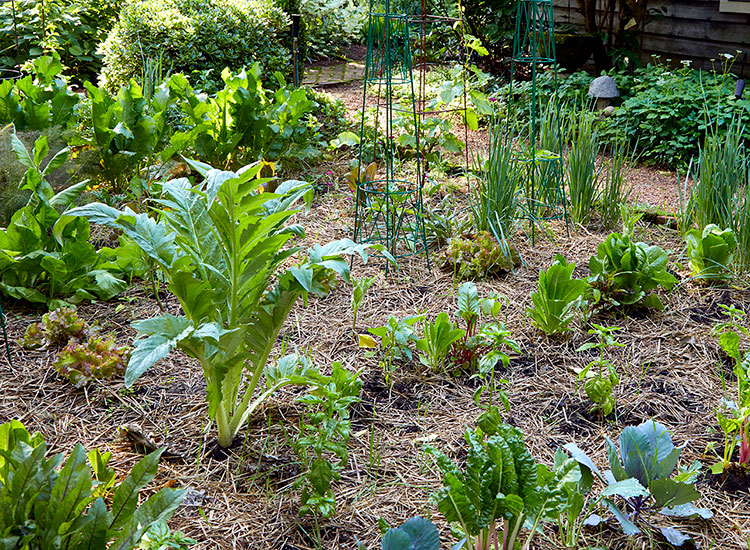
99,0,292,91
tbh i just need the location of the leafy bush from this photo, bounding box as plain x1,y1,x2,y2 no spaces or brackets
462,0,516,70
588,212,677,310
99,0,292,92
69,160,374,447
565,420,712,546
299,0,366,60
166,66,321,170
0,55,78,132
0,419,185,549
0,0,119,79
685,224,737,282
0,134,126,307
527,254,587,335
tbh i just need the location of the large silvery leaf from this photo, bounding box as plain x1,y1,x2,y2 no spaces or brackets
126,315,193,386
618,420,681,487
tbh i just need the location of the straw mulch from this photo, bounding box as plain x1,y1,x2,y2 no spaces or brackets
1,174,748,549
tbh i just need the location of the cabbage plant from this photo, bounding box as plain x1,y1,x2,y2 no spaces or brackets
67,160,375,447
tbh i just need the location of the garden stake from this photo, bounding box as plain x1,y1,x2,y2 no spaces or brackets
0,297,12,370
508,0,569,241
354,0,430,273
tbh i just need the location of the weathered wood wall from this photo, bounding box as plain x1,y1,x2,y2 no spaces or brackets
553,0,750,75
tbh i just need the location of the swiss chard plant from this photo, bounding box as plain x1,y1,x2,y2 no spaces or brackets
425,414,558,550
564,419,712,547
575,324,623,417
0,419,185,549
293,360,362,518
85,77,175,194
685,224,737,282
588,211,677,310
710,305,750,473
527,254,587,335
367,314,425,386
67,159,376,447
0,134,125,307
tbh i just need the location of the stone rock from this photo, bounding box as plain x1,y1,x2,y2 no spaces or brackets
588,75,620,99
601,105,617,117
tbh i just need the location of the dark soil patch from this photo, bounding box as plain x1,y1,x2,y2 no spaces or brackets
704,463,750,494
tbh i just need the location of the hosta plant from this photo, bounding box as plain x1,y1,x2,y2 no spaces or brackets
67,159,376,447
0,419,185,549
685,224,737,282
564,419,712,546
527,254,587,335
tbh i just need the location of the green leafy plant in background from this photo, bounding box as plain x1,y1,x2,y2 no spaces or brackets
417,312,466,372
527,254,587,335
351,275,375,333
685,224,737,282
293,360,362,518
576,324,623,416
99,0,292,91
166,66,320,170
0,55,78,131
424,414,555,550
565,419,712,547
566,109,600,226
588,209,677,310
68,159,376,447
21,305,88,348
710,305,750,473
0,133,125,307
368,314,424,386
85,77,176,194
0,419,186,549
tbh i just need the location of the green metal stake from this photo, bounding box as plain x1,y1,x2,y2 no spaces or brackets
508,0,569,242
0,297,13,370
354,0,430,272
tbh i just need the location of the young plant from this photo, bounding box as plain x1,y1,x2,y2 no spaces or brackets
566,110,601,226
588,209,677,310
564,419,712,547
368,314,424,386
527,254,587,335
685,224,737,282
576,324,623,416
293,360,362,518
438,231,520,280
425,415,558,550
54,334,131,388
21,306,89,349
138,520,196,550
416,312,466,372
68,160,376,447
362,516,463,550
351,275,376,333
0,419,185,548
710,305,750,473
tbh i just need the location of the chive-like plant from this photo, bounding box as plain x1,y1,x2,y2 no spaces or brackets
67,160,376,447
566,110,600,226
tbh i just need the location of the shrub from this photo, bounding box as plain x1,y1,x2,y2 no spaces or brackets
0,0,119,80
299,0,366,60
99,0,291,91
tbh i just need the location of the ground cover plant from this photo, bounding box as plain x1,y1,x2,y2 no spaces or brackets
2,29,750,550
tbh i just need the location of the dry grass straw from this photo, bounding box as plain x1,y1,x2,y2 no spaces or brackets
0,119,749,550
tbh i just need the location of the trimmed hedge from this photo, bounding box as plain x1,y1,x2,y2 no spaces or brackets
99,0,291,91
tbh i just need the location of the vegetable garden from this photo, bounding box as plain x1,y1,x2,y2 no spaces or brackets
0,1,749,549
